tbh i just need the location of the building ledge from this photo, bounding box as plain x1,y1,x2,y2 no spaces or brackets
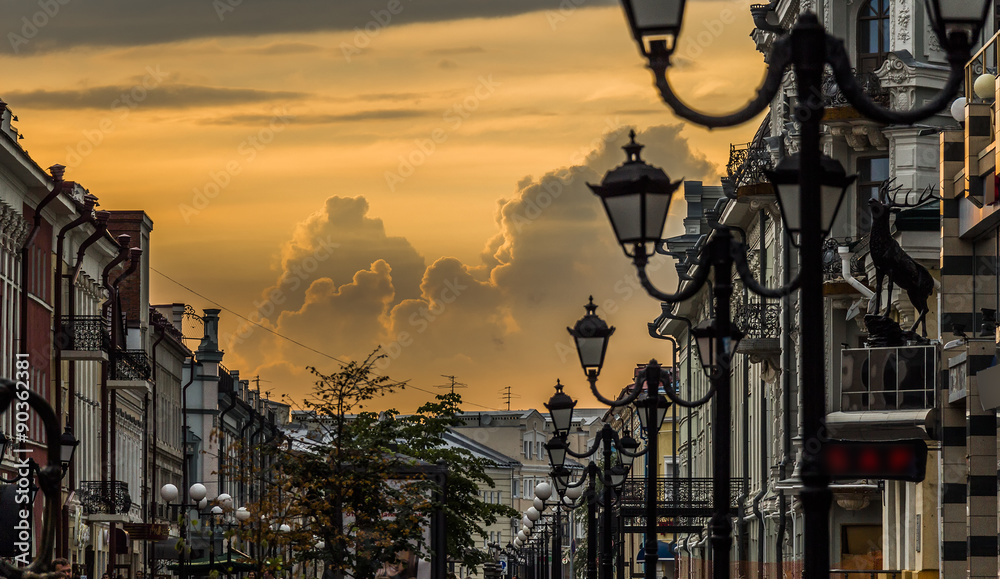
108,379,153,393
825,409,936,441
62,350,109,362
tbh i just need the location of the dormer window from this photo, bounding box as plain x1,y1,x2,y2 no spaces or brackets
858,0,890,74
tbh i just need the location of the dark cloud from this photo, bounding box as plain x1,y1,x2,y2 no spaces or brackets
0,0,616,54
240,42,324,55
200,109,429,126
5,84,306,110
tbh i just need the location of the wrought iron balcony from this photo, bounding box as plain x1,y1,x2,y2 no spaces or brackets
109,349,153,387
733,298,780,340
79,480,132,517
822,68,889,110
726,140,773,198
59,315,110,356
618,477,747,532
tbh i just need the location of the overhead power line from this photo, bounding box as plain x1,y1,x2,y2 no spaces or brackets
150,266,500,411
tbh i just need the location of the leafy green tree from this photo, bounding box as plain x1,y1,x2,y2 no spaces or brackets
238,351,516,579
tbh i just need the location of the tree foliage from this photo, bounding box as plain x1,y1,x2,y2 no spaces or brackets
232,351,516,579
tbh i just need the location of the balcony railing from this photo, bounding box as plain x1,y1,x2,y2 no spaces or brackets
79,480,132,515
966,29,998,142
726,141,773,193
733,298,780,340
59,315,110,352
618,477,746,511
822,68,889,109
110,349,152,382
618,477,747,533
839,345,939,412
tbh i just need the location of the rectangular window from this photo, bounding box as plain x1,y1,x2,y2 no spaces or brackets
513,479,519,498
524,441,530,457
856,156,890,237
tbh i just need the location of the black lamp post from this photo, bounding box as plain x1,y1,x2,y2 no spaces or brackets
585,129,813,579
0,380,68,579
611,2,988,578
59,426,80,475
551,421,633,579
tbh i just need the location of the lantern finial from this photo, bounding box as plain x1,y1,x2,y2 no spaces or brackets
623,130,644,163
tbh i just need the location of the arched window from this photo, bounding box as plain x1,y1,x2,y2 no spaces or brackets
858,0,890,74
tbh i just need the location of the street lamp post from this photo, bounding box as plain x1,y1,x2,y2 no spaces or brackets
160,482,214,579
0,379,73,579
613,1,989,578
565,299,678,579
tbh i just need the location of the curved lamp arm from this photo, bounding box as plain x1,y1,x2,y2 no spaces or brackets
649,34,791,128
565,429,604,459
633,250,711,304
587,371,646,408
0,380,63,579
732,243,801,298
826,32,968,125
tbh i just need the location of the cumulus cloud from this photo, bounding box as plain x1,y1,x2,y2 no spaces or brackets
261,196,425,318
225,124,718,410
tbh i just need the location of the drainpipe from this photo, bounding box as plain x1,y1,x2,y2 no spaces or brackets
838,247,875,300
108,247,142,478
54,193,96,424
53,192,96,560
179,352,196,579
239,411,257,507
98,235,128,579
146,321,166,579
18,164,64,356
100,235,131,485
652,304,694,573
105,245,140,577
218,384,239,494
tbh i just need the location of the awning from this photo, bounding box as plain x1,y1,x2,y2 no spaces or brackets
637,541,675,561
153,536,220,561
166,552,255,576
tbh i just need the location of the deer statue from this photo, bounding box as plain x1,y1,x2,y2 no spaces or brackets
867,180,939,337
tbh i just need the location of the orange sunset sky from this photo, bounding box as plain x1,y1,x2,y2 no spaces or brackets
3,0,765,413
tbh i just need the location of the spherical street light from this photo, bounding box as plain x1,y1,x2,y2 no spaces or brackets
974,73,996,100
279,524,291,533
951,97,967,122
211,506,224,515
566,483,583,501
235,507,251,522
534,482,552,501
533,497,545,511
189,483,208,502
522,516,533,529
160,484,179,503
525,507,540,522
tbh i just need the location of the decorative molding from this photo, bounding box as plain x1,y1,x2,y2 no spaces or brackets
0,200,29,252
896,0,911,44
